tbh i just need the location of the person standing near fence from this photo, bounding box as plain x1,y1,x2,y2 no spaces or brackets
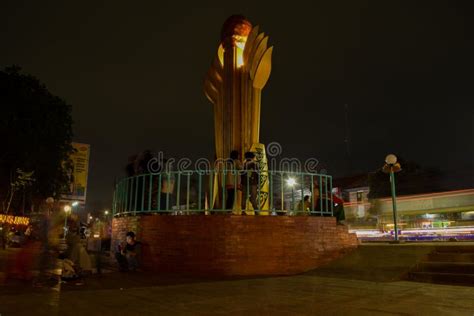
241,152,259,214
297,195,312,215
160,159,176,211
226,150,242,210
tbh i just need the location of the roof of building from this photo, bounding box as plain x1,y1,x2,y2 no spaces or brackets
333,174,369,191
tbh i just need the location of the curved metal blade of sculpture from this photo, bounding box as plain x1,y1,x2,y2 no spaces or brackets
243,25,273,151
204,25,273,159
204,56,224,160
204,24,273,212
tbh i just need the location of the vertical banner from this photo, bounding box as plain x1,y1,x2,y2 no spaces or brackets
250,143,269,213
62,142,90,203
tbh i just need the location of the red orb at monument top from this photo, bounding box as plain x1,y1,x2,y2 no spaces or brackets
220,15,252,47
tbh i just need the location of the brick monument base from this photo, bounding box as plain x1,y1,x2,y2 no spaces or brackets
112,215,358,276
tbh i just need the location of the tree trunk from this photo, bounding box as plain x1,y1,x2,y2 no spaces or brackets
5,189,15,214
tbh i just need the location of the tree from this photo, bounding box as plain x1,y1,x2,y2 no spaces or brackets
0,66,74,213
2,168,35,214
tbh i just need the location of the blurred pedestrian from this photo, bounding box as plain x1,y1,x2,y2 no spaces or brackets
33,206,57,287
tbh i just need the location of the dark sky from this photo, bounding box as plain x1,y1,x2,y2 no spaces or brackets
1,1,473,210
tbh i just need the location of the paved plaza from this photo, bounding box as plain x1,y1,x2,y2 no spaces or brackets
1,243,473,315
1,273,473,315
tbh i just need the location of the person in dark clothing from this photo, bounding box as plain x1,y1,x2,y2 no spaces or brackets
225,150,242,210
241,152,259,214
333,194,346,224
296,195,312,215
115,231,141,271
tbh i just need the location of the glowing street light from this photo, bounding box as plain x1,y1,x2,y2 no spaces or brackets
72,201,79,207
104,210,109,215
286,178,296,187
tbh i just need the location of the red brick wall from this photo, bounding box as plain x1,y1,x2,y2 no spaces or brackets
112,215,358,276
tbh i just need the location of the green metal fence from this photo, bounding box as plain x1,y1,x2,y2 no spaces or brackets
112,170,334,216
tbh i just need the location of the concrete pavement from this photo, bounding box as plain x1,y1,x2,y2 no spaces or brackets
1,273,473,315
1,242,474,315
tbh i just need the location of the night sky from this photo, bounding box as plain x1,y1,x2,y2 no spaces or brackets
1,1,473,210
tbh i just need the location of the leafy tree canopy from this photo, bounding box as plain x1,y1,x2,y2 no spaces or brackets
0,66,74,212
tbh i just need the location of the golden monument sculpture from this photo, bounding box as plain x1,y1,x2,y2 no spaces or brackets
204,15,273,212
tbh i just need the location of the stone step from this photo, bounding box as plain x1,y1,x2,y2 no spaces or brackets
408,271,474,286
418,261,474,274
426,252,474,263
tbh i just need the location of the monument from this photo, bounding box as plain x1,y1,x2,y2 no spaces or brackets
204,15,272,161
204,15,272,211
111,15,358,276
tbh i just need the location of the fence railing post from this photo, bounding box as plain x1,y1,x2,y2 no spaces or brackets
311,175,314,214
280,172,284,212
186,172,191,211
176,172,181,212
198,172,202,211
325,175,329,214
157,174,162,212
148,174,153,212
329,176,333,216
269,171,273,212
300,173,304,214
222,167,225,212
141,175,145,212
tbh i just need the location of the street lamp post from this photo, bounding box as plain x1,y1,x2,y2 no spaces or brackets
63,205,72,239
383,154,402,242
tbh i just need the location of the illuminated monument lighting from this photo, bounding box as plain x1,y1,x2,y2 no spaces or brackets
205,15,273,213
205,15,272,161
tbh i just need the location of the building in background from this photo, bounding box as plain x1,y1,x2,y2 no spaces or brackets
335,174,474,240
333,174,371,223
375,189,474,230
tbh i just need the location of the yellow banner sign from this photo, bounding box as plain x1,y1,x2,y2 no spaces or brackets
62,142,90,203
